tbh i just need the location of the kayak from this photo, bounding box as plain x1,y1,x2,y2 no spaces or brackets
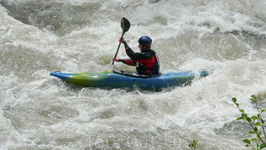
50,70,209,90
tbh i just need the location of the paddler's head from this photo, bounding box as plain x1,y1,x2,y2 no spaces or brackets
138,36,152,52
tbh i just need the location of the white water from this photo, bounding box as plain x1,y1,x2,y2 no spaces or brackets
1,0,266,149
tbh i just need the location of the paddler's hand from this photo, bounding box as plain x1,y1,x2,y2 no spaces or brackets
119,38,125,43
113,58,123,62
113,58,120,62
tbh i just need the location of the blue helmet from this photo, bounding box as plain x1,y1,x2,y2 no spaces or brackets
138,36,152,47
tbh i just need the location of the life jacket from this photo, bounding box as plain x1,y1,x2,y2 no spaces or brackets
136,54,160,75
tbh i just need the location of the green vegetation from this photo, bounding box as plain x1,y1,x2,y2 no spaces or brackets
232,95,266,149
189,140,197,150
189,95,266,150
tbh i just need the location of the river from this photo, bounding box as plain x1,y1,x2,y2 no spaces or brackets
1,0,266,149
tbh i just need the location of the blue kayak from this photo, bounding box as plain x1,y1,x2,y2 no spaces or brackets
50,70,209,90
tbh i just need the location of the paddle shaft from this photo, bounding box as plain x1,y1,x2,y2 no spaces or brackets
112,32,125,65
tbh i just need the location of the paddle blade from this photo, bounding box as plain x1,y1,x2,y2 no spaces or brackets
121,17,130,33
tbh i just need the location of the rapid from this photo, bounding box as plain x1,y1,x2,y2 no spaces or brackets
0,0,266,149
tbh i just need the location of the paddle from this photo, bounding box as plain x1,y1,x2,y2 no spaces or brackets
112,17,131,65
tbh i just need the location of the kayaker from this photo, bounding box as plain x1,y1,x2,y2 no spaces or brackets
113,36,160,75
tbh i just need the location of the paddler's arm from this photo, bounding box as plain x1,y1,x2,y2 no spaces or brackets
120,38,152,60
119,38,130,51
121,40,143,60
113,58,136,66
118,38,138,65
